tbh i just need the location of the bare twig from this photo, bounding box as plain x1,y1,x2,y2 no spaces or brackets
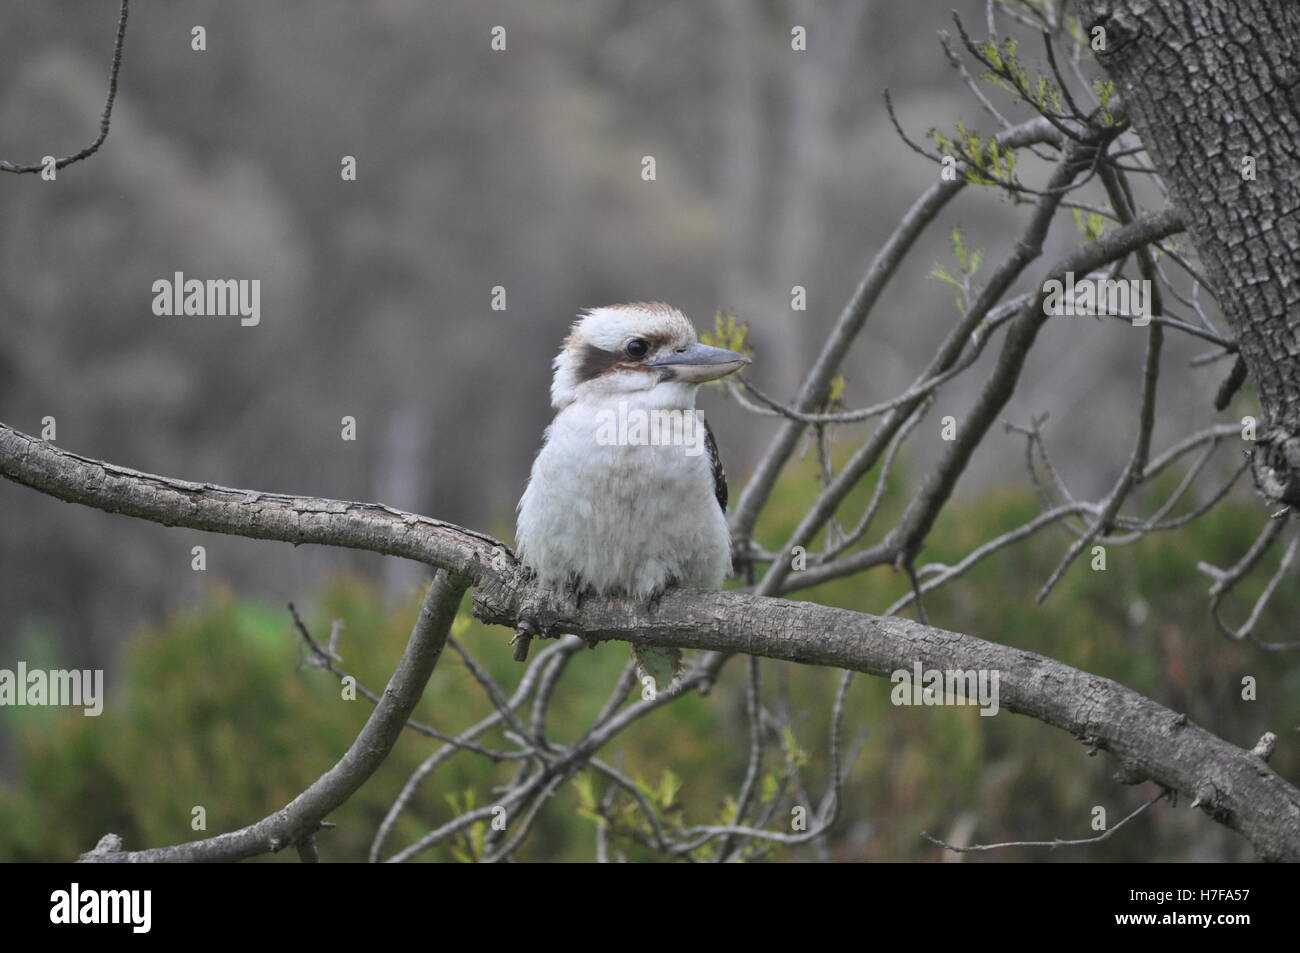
923,789,1168,854
1,1,130,175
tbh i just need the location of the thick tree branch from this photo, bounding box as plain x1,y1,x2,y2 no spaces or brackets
3,422,1299,859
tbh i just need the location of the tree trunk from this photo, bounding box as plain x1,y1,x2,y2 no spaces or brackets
1084,0,1300,505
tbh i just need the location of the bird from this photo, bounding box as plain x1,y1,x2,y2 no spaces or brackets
514,302,750,691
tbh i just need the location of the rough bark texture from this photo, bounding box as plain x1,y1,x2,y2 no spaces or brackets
4,423,1299,860
1082,0,1300,504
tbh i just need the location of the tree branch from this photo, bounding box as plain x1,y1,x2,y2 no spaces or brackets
729,115,1062,540
77,569,470,862
0,0,130,175
4,422,1299,860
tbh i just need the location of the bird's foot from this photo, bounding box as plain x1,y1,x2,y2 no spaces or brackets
633,582,682,695
646,587,665,614
509,625,533,663
645,578,677,614
512,580,584,661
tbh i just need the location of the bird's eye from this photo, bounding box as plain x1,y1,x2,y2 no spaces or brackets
625,338,650,359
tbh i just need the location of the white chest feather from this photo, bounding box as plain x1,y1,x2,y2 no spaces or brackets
516,392,732,598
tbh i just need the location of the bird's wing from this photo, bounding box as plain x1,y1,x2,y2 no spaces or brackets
704,417,727,513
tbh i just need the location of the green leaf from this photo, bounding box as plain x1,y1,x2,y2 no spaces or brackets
658,769,682,809
826,374,846,407
929,264,960,288
573,775,596,811
700,309,753,358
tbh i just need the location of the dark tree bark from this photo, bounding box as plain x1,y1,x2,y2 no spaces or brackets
1083,0,1300,505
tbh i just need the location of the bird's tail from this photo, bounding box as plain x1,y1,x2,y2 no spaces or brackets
632,644,683,699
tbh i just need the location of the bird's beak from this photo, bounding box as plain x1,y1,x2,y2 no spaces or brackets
648,342,751,383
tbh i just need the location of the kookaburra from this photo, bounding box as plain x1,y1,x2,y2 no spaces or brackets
515,302,750,688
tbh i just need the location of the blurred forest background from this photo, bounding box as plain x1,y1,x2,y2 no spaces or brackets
1,0,1293,861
